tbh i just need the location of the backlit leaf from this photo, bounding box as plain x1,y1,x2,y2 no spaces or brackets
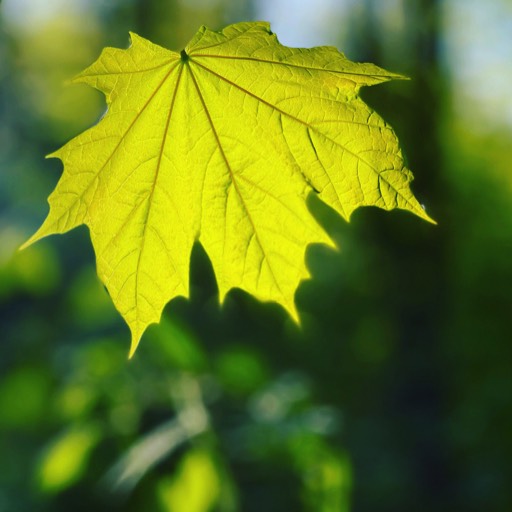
23,22,432,355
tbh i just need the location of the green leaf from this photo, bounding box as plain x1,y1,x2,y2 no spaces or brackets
157,448,222,512
36,423,101,493
22,21,432,356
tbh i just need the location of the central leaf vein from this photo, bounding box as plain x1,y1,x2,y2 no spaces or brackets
187,62,285,297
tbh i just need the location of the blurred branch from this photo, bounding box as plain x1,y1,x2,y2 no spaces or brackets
104,374,209,495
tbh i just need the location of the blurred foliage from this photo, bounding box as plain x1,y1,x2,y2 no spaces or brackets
1,1,511,512
37,423,102,493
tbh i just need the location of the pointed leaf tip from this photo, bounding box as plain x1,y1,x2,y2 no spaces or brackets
128,330,143,359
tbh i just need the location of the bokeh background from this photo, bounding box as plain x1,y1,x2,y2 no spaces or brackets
1,0,511,511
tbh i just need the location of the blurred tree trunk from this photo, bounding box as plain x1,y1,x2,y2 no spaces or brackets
395,0,452,508
134,0,252,50
348,1,453,511
134,0,181,48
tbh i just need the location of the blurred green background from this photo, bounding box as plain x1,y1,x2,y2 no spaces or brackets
1,0,511,511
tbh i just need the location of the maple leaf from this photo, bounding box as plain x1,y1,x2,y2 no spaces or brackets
23,21,432,356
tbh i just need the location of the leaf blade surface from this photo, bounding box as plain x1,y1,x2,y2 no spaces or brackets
24,21,432,355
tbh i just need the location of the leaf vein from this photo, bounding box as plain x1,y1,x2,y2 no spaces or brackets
187,63,285,299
